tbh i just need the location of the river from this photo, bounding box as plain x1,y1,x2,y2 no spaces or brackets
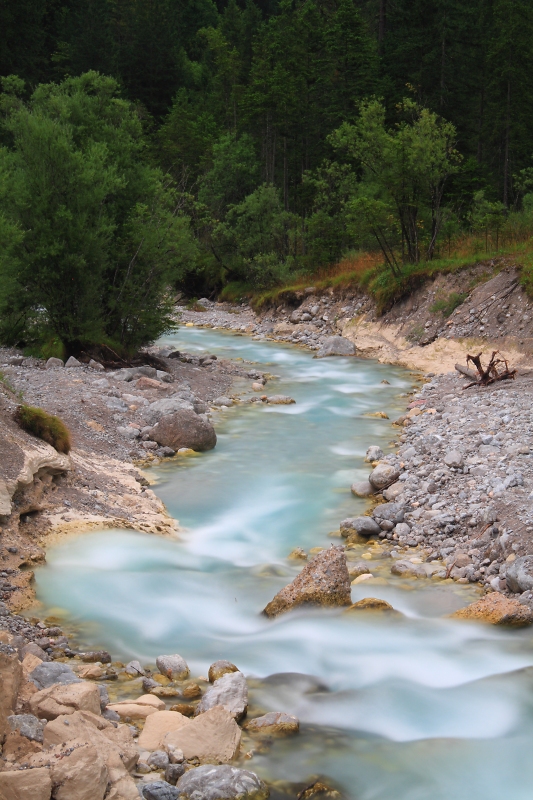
36,328,533,800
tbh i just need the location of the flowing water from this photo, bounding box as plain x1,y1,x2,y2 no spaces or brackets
36,329,533,799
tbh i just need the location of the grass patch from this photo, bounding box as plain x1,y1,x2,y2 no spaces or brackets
15,405,71,454
430,291,468,317
0,371,24,400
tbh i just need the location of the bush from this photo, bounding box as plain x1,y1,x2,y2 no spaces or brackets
15,405,71,453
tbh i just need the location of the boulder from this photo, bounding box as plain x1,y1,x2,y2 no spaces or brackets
372,503,405,525
0,767,52,800
141,783,180,800
365,446,384,463
137,366,158,378
368,463,400,490
212,397,233,407
29,662,81,690
506,556,533,593
244,712,299,736
208,661,239,683
165,706,241,764
137,711,189,751
263,546,351,618
156,654,190,680
451,592,533,626
315,336,356,358
30,681,101,720
107,694,165,720
136,377,165,390
8,714,45,743
45,357,64,370
22,643,50,662
176,764,269,800
345,598,396,613
340,517,381,537
65,356,82,368
141,398,194,426
0,643,22,743
88,359,104,371
382,482,405,502
51,740,108,800
195,672,248,721
151,410,216,452
1,729,43,762
42,711,138,797
350,480,375,498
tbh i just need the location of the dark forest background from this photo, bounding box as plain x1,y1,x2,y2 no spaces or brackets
2,0,533,353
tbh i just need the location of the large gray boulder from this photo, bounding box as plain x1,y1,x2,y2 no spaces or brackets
507,556,533,593
8,714,45,742
195,671,248,721
368,463,400,490
263,546,351,617
141,781,180,800
151,409,217,452
176,765,269,800
351,480,375,498
29,662,81,690
316,336,356,358
142,397,195,426
372,503,405,525
340,517,381,537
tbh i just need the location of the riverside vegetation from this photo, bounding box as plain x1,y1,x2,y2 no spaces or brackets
3,0,533,361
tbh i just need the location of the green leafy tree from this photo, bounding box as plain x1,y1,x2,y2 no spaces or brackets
0,72,196,353
331,98,461,264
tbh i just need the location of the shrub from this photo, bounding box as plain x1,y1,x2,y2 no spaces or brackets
15,405,71,454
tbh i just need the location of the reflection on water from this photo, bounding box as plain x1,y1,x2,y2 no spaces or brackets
35,328,533,800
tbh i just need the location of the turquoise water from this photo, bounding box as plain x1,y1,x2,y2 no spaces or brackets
36,328,533,799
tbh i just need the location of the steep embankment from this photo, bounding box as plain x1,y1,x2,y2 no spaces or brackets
183,260,532,374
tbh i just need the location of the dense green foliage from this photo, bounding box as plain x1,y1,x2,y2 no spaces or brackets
15,404,72,453
0,72,196,352
2,0,533,338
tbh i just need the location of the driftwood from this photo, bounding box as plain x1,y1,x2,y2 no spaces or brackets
455,363,478,381
462,350,516,390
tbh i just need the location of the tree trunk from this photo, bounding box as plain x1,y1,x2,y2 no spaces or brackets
503,79,511,207
378,0,387,52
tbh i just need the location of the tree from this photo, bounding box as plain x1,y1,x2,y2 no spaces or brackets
331,98,461,264
0,72,197,353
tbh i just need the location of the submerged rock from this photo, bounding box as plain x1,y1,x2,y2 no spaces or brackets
151,409,217,452
315,336,356,358
451,592,533,626
176,764,269,800
266,395,295,404
263,546,351,618
244,712,299,736
345,598,397,613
